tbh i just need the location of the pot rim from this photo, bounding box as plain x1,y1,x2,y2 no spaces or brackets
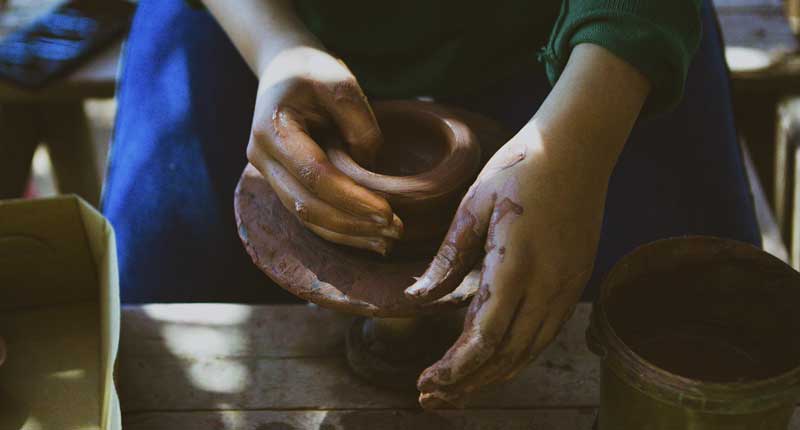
326,100,482,202
588,236,800,414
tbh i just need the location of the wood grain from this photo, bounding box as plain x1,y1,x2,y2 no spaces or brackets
117,304,597,413
122,409,599,430
117,303,800,428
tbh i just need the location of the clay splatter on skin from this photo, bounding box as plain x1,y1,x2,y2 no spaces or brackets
494,197,524,220
496,146,527,171
418,196,526,398
418,285,495,391
484,197,523,256
419,329,497,391
410,198,486,299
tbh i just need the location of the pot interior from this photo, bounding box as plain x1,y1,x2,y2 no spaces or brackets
606,259,800,383
370,109,449,177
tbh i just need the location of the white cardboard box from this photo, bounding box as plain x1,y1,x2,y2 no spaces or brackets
0,196,121,430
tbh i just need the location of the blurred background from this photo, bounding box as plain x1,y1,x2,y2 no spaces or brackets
2,0,800,264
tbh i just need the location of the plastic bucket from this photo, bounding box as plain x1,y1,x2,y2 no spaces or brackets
587,237,800,429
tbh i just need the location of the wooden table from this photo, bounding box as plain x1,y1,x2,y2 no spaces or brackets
116,303,800,429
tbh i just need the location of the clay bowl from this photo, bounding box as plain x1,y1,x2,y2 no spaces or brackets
326,100,482,248
235,100,511,317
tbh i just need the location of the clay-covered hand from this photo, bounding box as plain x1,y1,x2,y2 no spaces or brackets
247,46,403,255
404,44,649,407
404,128,606,407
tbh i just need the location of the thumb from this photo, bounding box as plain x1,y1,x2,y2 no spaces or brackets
319,79,383,167
405,187,495,302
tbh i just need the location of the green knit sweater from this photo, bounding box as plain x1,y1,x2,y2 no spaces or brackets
191,0,702,115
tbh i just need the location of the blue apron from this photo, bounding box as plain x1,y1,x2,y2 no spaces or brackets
104,0,760,303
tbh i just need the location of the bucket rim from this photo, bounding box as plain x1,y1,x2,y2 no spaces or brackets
588,236,800,414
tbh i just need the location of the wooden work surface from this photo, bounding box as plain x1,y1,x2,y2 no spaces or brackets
117,303,800,429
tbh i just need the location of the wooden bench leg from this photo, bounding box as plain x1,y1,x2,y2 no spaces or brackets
775,97,800,269
39,101,101,207
742,139,789,262
0,103,40,199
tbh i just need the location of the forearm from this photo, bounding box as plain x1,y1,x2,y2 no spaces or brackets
201,0,321,76
529,43,651,173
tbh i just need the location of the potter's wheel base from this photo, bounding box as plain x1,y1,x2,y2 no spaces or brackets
345,315,461,390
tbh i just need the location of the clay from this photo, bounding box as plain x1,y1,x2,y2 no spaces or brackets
325,100,484,246
485,196,523,255
259,104,393,225
234,100,512,316
261,154,403,254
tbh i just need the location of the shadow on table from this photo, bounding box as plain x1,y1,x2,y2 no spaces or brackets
118,303,262,429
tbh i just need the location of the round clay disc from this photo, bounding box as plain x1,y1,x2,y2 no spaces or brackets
234,101,510,317
236,164,481,317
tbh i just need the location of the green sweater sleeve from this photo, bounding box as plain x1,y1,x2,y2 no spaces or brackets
539,0,702,116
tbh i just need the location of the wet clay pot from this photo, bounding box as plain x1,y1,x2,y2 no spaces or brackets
235,100,510,317
235,100,511,388
325,100,482,247
588,237,800,429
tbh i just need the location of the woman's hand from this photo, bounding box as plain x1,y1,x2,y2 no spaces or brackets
405,44,651,407
405,123,609,407
247,47,403,255
202,0,402,254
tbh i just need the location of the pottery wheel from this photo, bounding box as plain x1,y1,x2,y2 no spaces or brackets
234,102,510,318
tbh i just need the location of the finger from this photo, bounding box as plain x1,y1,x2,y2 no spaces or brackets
499,271,588,382
252,107,392,224
318,79,382,166
433,301,548,398
437,286,583,399
418,390,468,410
501,303,577,382
404,187,495,302
417,199,527,393
303,222,392,256
416,281,522,395
262,156,403,239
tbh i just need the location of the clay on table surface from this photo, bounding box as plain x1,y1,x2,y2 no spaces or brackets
235,100,511,317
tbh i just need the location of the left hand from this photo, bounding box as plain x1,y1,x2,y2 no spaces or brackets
404,125,610,407
404,43,650,408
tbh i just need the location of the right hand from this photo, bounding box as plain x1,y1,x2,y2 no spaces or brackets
246,46,403,255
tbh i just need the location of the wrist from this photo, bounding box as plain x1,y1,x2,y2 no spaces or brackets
255,33,324,78
532,44,650,170
203,0,323,76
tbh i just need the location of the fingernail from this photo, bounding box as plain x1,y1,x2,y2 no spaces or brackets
392,214,404,231
405,276,433,298
418,391,465,410
370,239,391,256
381,226,402,240
382,214,403,239
371,214,390,226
